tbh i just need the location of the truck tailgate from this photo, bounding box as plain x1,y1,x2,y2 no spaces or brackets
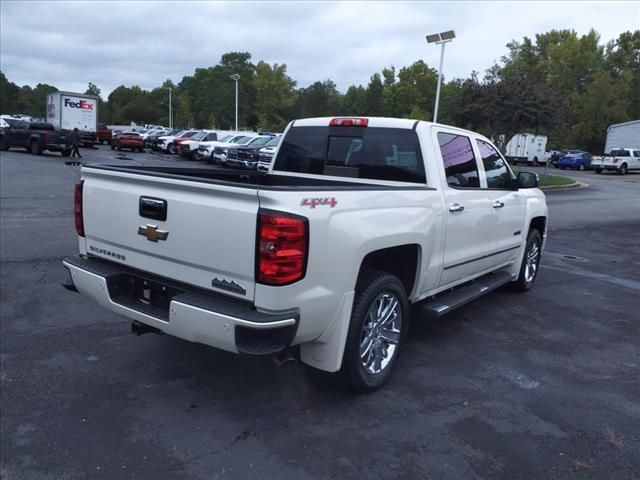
81,168,259,300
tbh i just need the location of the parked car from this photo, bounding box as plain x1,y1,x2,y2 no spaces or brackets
167,130,200,154
212,135,258,164
194,134,238,161
226,135,275,169
558,150,592,170
591,148,640,175
257,137,282,172
63,116,547,392
147,128,177,149
155,130,188,153
96,124,112,145
0,118,71,156
179,130,219,159
111,132,144,152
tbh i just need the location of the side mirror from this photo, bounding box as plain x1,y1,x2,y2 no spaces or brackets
516,171,539,189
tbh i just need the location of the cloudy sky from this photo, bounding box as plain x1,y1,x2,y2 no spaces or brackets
1,1,638,96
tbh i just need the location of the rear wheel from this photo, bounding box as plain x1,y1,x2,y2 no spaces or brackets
512,229,542,292
595,168,602,174
341,270,407,393
30,140,42,155
0,137,7,151
619,164,628,175
110,144,115,150
578,163,585,171
138,147,143,153
533,157,539,166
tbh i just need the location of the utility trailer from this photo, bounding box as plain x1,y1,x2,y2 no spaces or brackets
604,120,640,153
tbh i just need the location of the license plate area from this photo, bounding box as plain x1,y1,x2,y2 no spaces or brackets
107,273,185,321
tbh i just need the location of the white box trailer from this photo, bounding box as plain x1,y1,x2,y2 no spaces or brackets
504,133,548,165
46,91,98,146
604,120,640,153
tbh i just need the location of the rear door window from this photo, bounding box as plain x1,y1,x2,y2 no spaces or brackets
437,132,480,188
274,126,425,183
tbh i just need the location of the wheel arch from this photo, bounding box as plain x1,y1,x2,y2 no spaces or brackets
356,244,421,300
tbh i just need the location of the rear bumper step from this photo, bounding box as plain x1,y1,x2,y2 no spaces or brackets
62,256,298,355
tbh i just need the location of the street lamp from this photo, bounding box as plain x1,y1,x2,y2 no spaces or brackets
426,30,455,123
230,73,240,131
166,87,173,129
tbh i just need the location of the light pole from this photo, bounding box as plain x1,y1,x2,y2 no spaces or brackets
426,30,455,123
230,73,240,131
166,87,173,129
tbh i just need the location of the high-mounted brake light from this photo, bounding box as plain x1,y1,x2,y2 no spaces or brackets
329,117,369,127
74,181,85,237
257,210,308,285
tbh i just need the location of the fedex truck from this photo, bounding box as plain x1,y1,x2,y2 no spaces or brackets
46,92,98,146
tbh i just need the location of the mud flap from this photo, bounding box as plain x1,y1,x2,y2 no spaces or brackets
299,291,355,373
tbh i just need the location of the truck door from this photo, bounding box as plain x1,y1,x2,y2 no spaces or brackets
434,130,494,287
475,139,526,266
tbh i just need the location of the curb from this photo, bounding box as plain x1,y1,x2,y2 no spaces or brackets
540,180,590,192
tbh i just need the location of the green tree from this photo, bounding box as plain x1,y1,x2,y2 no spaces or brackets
253,61,296,131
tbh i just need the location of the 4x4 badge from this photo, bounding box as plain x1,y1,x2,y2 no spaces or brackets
137,224,169,242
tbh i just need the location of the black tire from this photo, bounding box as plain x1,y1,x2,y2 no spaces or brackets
117,146,122,151
61,149,71,157
619,164,628,175
0,136,8,151
578,163,585,171
110,144,115,150
138,147,143,153
511,229,542,292
30,140,42,155
533,157,539,166
168,144,175,154
595,168,602,174
340,270,408,393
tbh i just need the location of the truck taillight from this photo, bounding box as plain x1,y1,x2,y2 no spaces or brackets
329,117,368,127
41,132,50,142
74,181,84,237
257,210,308,285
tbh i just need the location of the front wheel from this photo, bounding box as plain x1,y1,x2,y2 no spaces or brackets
512,229,542,292
595,168,602,174
619,164,628,175
341,270,408,393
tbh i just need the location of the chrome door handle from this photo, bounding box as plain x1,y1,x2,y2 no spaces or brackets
448,203,464,212
493,201,504,209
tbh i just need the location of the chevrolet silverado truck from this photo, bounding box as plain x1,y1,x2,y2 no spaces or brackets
0,119,71,156
62,117,547,392
591,148,640,175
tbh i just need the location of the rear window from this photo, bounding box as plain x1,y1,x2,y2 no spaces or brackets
274,126,426,183
610,149,630,157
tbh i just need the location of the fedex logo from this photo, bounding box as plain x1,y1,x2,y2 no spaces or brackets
300,197,338,208
64,98,94,110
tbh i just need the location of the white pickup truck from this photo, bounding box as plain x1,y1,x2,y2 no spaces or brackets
63,117,547,391
591,148,640,175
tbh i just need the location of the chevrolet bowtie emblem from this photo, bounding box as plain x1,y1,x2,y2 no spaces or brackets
137,224,169,242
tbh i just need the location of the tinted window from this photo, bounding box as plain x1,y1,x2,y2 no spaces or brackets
437,132,480,188
610,149,630,157
274,126,425,183
248,136,271,147
634,151,640,158
477,139,512,189
29,123,55,131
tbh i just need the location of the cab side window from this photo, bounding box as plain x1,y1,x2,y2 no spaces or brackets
437,132,480,188
477,139,513,189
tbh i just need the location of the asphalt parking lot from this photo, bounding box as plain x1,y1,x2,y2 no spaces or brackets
1,146,639,480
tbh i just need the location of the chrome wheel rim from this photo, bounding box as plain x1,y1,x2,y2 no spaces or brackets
524,240,540,283
360,292,401,375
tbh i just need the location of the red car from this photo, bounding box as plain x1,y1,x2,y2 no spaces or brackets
111,132,144,152
96,124,112,144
